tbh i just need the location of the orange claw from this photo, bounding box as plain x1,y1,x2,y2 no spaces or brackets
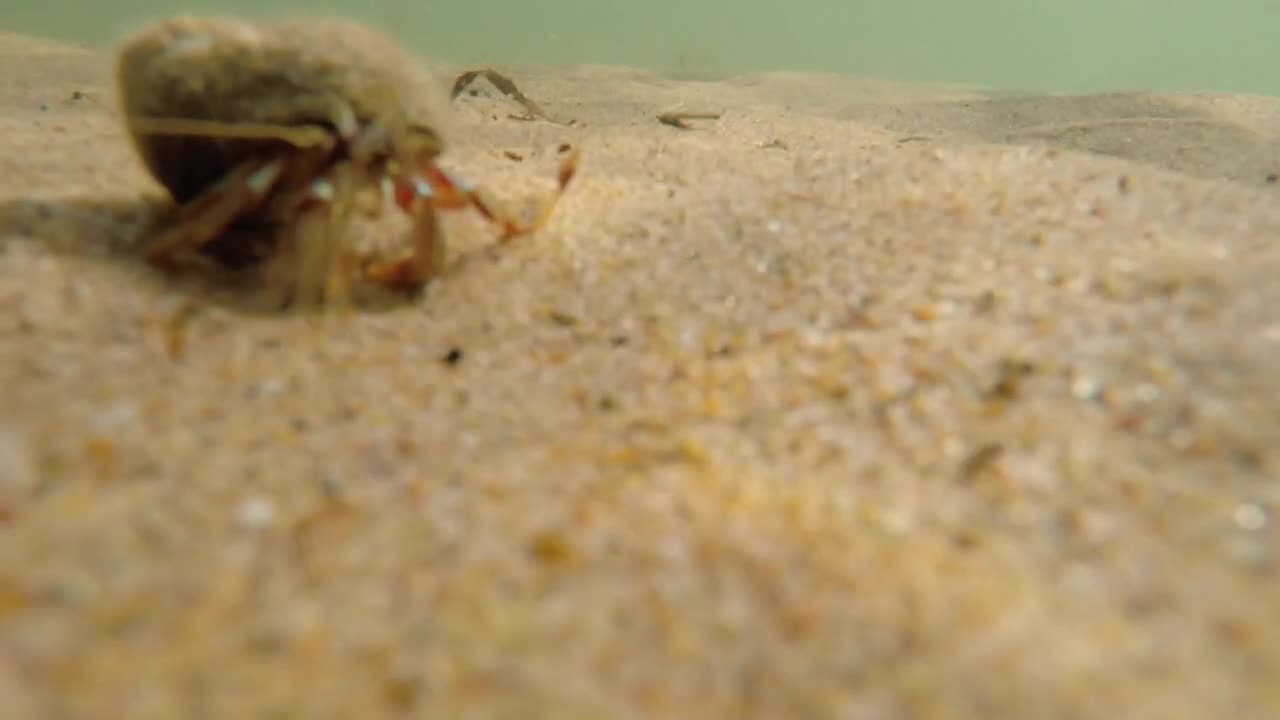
373,145,580,291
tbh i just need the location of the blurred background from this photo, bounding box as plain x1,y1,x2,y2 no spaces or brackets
5,0,1279,96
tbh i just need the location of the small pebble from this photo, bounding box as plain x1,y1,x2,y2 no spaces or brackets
1233,503,1266,532
237,497,276,530
247,378,285,398
529,531,576,566
1071,377,1099,400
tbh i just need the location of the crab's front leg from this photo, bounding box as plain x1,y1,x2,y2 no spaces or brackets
362,146,580,293
264,161,364,309
144,156,287,268
364,175,444,292
419,146,580,241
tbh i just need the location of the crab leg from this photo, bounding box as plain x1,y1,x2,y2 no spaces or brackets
401,146,580,241
144,157,286,268
363,148,579,292
365,186,444,290
265,161,361,309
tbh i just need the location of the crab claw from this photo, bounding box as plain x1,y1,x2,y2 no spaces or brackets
409,147,579,238
368,146,581,291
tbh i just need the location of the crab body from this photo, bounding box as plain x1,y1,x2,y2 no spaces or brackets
114,15,577,304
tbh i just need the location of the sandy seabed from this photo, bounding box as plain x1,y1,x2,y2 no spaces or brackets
0,24,1278,720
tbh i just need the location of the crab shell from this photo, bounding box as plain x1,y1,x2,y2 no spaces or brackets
115,15,452,206
113,15,579,300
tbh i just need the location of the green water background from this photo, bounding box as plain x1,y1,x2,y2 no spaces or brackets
5,0,1279,96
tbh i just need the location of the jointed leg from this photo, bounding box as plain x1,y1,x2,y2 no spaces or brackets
366,146,579,293
364,193,444,291
133,114,346,270
397,146,580,241
265,162,361,309
144,157,285,268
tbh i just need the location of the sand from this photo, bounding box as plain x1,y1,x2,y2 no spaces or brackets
1,25,1278,719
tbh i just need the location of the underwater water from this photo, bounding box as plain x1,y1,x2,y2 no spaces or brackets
3,0,1279,96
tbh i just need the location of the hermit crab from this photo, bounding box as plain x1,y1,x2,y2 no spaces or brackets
114,14,578,305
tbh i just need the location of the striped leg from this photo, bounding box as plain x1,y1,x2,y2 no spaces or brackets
144,157,286,268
